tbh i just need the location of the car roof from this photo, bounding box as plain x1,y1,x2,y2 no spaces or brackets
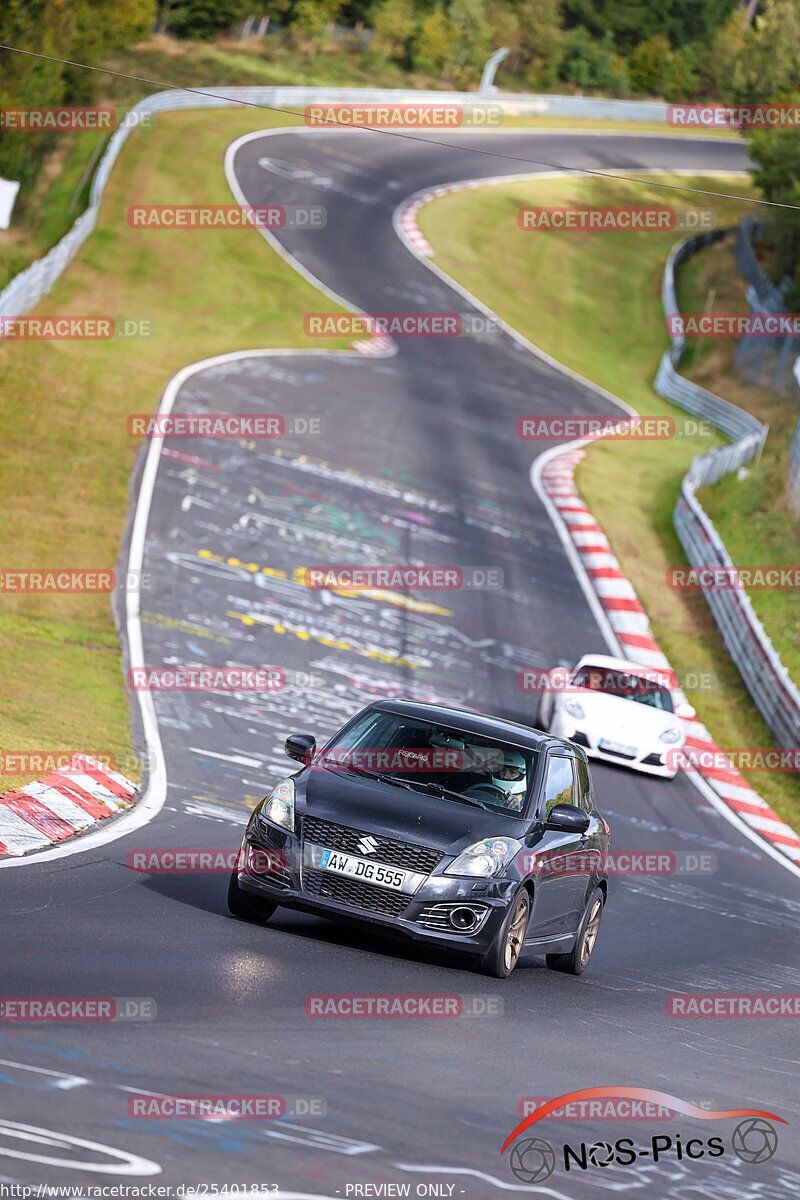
367,698,584,757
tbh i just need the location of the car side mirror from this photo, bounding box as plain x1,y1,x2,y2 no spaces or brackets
675,702,695,720
285,732,316,764
545,802,591,834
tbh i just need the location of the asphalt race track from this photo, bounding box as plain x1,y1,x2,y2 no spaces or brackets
4,130,800,1198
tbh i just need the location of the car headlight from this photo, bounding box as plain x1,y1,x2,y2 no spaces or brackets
445,837,522,878
564,699,585,720
259,778,295,831
659,726,683,744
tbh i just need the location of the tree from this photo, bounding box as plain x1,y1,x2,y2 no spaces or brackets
446,0,491,84
749,121,800,307
413,7,451,74
561,0,739,52
727,0,800,103
516,0,564,88
371,0,417,62
161,0,249,39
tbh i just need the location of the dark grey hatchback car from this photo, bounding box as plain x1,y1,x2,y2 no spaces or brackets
228,699,610,977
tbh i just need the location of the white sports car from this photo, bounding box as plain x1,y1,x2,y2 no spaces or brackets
536,654,692,779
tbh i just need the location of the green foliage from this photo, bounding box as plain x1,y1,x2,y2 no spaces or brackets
749,121,800,309
372,0,417,63
413,6,451,73
0,0,156,199
561,0,739,53
558,27,629,94
515,0,563,88
160,0,249,39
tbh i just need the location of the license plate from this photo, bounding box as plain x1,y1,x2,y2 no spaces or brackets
599,738,637,757
319,849,406,891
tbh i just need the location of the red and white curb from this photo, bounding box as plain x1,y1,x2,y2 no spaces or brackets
351,335,394,356
0,756,137,859
540,442,800,867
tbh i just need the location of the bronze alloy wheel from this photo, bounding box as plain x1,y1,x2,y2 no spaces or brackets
580,896,603,967
504,893,530,973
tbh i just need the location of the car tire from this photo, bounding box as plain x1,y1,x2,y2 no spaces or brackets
546,888,604,976
479,888,530,978
227,869,278,923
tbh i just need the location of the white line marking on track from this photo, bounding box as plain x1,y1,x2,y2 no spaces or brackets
0,1120,161,1175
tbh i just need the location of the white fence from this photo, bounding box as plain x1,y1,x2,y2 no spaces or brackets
657,231,800,753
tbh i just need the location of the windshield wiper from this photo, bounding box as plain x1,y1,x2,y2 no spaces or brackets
337,764,496,811
338,764,419,792
413,780,495,813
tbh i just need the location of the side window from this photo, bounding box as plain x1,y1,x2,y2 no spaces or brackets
542,755,575,816
575,756,594,813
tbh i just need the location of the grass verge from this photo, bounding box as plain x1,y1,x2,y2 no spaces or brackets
0,107,350,794
676,239,800,687
418,174,800,827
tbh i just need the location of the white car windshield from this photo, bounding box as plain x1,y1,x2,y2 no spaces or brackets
570,666,674,713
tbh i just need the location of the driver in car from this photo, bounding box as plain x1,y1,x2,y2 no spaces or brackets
465,748,528,811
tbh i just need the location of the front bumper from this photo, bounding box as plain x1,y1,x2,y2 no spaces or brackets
238,825,517,956
549,712,680,778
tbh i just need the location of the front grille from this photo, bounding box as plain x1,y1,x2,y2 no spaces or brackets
303,868,409,917
417,902,489,932
303,815,443,875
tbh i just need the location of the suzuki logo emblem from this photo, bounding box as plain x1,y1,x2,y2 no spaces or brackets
357,835,378,855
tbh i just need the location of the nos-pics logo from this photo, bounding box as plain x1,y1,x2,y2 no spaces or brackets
502,1088,783,1183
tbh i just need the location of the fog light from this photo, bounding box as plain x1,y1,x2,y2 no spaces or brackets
449,906,480,932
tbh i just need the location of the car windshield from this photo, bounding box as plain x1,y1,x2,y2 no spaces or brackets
570,665,674,712
319,710,538,817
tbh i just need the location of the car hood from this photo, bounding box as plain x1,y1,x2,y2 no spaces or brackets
297,768,525,855
559,688,683,742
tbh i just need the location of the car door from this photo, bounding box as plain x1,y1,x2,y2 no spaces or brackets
525,753,592,939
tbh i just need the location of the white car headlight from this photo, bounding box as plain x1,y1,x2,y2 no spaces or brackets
564,699,585,720
659,726,683,744
260,778,295,831
445,837,522,878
